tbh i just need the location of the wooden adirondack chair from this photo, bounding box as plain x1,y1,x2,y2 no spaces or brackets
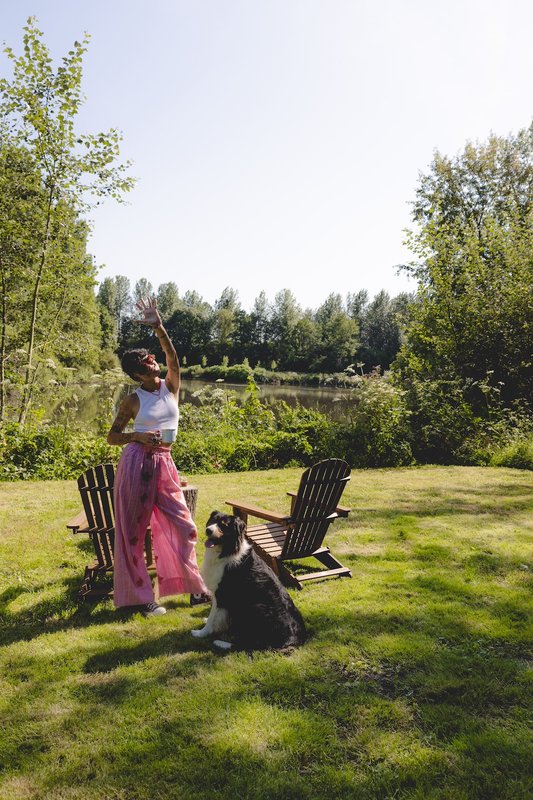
66,463,154,600
226,458,352,589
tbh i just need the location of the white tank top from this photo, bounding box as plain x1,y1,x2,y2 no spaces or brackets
133,380,179,432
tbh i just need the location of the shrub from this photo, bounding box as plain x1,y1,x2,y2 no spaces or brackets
0,422,118,481
490,436,533,470
398,377,488,464
271,403,332,461
184,365,203,378
2,372,529,481
397,372,533,466
332,374,413,468
252,366,270,384
261,431,313,468
225,439,274,471
299,373,321,387
225,363,253,383
202,364,228,380
184,363,367,388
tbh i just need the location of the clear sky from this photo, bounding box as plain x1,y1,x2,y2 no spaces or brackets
1,1,532,311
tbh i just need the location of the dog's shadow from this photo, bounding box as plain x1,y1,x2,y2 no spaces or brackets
82,627,220,673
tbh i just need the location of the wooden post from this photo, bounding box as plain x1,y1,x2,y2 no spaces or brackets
182,485,198,519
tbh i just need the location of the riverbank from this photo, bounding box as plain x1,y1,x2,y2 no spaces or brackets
181,362,365,387
3,373,532,480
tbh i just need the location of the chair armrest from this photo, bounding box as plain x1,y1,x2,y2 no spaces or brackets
286,491,351,517
335,505,351,517
226,500,291,525
66,511,89,534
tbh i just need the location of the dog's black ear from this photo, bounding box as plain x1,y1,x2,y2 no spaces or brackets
234,516,246,535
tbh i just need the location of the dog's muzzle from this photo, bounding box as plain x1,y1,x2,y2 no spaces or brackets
204,523,222,548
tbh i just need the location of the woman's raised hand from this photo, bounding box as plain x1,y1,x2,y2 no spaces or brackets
135,297,162,329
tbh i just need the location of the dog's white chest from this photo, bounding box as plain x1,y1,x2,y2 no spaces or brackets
200,549,228,593
200,543,252,593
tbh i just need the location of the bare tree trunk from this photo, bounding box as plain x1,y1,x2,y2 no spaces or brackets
23,281,69,420
18,184,54,426
0,255,7,423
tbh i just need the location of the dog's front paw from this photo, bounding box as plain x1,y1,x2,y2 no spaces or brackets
213,639,233,651
191,627,209,638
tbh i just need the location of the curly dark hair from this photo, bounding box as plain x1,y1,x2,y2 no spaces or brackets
121,349,150,380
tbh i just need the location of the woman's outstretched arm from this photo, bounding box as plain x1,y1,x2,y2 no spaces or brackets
135,297,180,393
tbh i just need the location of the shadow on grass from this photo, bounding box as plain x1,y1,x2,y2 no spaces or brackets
35,600,533,800
0,573,147,647
2,567,531,800
2,472,532,798
82,629,211,674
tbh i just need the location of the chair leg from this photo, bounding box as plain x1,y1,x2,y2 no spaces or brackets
144,529,154,569
276,560,303,590
313,547,350,573
78,564,113,601
292,547,351,584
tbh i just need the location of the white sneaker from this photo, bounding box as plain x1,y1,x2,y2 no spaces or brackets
142,602,166,616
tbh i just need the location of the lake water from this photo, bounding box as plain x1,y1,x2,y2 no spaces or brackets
183,380,350,412
46,378,352,431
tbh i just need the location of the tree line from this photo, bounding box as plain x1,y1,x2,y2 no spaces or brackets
96,278,413,374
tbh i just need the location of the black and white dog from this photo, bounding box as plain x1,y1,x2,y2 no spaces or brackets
191,511,306,652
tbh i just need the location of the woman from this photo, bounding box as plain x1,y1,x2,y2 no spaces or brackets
107,297,208,615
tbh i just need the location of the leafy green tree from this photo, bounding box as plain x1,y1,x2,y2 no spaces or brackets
0,18,134,423
96,277,117,319
133,278,153,304
0,144,44,420
97,302,119,367
359,290,408,371
230,309,255,364
399,124,532,404
114,276,132,330
214,287,240,311
248,290,272,366
346,289,368,326
396,124,533,459
270,289,301,368
97,275,132,342
314,293,358,371
181,289,211,314
164,307,214,364
292,312,321,370
213,287,240,358
156,281,180,318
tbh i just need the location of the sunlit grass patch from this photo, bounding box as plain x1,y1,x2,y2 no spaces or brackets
0,466,532,799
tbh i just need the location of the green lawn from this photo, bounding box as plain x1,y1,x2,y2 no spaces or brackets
0,466,532,800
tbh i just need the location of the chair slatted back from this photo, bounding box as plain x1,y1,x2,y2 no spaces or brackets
77,463,115,530
282,459,350,559
77,464,116,569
